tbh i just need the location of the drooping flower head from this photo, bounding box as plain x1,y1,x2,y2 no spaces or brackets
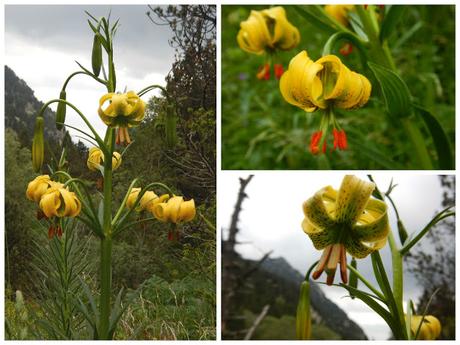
302,175,389,285
126,187,169,212
324,5,354,26
238,7,300,55
26,175,63,203
152,196,196,224
237,6,300,80
410,315,442,340
39,186,81,219
280,51,371,154
87,147,122,171
98,91,146,144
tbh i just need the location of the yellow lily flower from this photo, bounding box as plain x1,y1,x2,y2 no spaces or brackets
324,5,354,27
410,315,442,340
87,147,122,171
280,51,371,113
26,175,63,203
98,91,146,144
152,196,196,224
126,188,169,212
39,186,81,218
302,175,389,285
237,6,300,55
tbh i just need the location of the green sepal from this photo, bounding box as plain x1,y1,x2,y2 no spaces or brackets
397,219,408,245
368,61,412,119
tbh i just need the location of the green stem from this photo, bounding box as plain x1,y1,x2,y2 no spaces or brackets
99,128,114,339
137,84,166,97
37,99,107,155
62,70,107,90
357,5,433,169
99,235,112,339
388,230,407,339
346,263,385,301
401,117,433,169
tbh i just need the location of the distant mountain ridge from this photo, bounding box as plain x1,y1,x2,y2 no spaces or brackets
260,257,368,340
5,65,62,146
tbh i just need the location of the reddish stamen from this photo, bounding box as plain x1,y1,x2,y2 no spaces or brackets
48,226,55,240
56,225,63,238
333,129,347,151
274,64,284,79
312,245,333,280
310,131,326,155
340,245,348,284
339,130,347,150
168,230,174,241
256,63,270,80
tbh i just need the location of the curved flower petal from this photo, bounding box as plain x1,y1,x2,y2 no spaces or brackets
26,175,52,202
152,202,169,222
280,51,322,112
344,235,386,259
301,218,334,250
335,175,375,224
237,7,299,55
98,92,146,128
352,199,389,242
39,189,61,218
237,11,271,54
303,186,337,229
410,315,442,340
281,51,371,112
324,5,354,26
180,199,196,222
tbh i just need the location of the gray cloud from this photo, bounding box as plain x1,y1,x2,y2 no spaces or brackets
5,5,175,78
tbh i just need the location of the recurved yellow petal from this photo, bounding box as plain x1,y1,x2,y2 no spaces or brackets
26,175,52,202
324,5,354,27
237,6,299,55
335,175,375,224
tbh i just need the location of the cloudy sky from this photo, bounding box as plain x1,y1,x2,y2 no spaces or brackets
219,172,452,340
5,5,175,140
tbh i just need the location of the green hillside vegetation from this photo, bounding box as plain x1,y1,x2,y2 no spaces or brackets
5,5,216,340
222,5,454,169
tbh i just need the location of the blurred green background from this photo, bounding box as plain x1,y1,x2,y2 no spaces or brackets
221,5,455,170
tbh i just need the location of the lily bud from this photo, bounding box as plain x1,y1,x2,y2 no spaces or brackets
32,117,45,172
56,90,67,130
397,219,408,244
296,280,311,340
91,34,102,77
348,257,358,299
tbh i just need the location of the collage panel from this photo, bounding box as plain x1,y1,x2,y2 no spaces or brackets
221,5,454,170
221,172,455,340
5,4,216,340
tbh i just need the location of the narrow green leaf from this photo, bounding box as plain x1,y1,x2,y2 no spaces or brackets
405,299,413,340
340,284,399,336
380,5,406,42
414,104,453,169
293,5,338,35
368,61,413,119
